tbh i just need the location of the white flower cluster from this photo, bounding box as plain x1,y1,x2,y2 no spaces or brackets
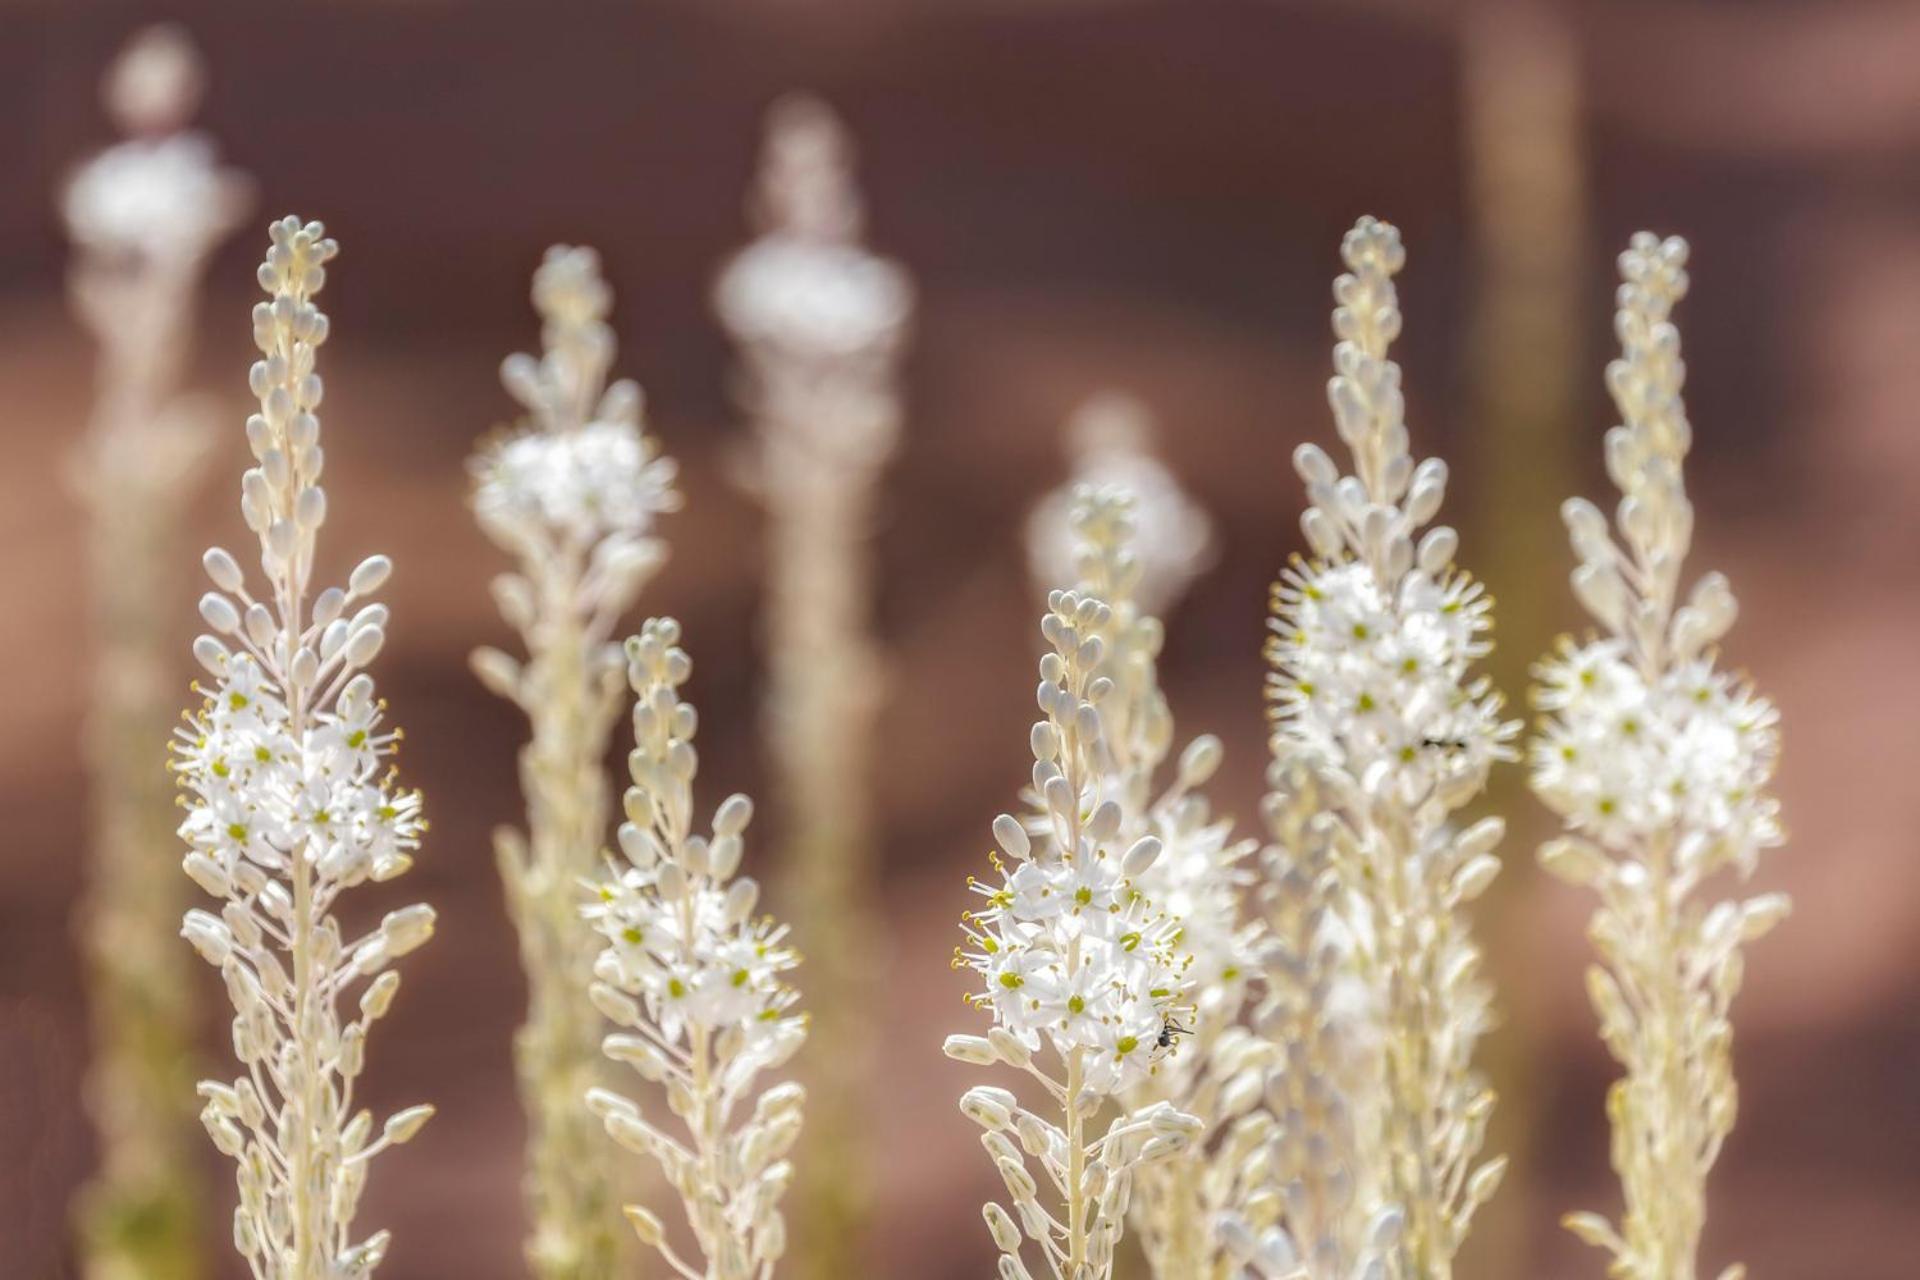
583,618,806,1280
64,28,247,268
1529,234,1788,1280
177,217,434,1278
1533,640,1780,860
1271,559,1505,798
1057,486,1257,1034
479,419,678,549
1027,395,1217,618
955,589,1191,1096
1266,217,1514,1275
1045,486,1266,1278
946,584,1202,1280
473,246,679,557
178,646,424,895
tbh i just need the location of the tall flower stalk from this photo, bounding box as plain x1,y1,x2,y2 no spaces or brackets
945,583,1203,1280
65,25,248,1280
471,245,679,1280
1046,488,1261,1280
712,94,912,1276
584,618,809,1280
176,217,434,1278
1265,217,1515,1278
1529,233,1787,1280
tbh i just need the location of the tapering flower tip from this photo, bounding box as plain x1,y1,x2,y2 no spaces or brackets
1341,213,1406,279
532,244,615,336
757,94,864,244
258,216,337,296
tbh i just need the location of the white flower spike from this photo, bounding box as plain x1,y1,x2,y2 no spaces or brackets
176,217,432,1278
1048,486,1266,1279
585,618,807,1280
1530,233,1786,1280
471,245,678,1280
1265,216,1517,1278
949,573,1203,1280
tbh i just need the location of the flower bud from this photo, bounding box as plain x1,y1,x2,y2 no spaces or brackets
992,814,1030,861
199,593,240,634
960,1086,1018,1131
942,1035,996,1066
349,554,393,597
714,793,753,837
203,547,244,592
1122,836,1162,879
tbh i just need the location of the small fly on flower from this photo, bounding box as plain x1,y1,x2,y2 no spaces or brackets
1154,1014,1193,1057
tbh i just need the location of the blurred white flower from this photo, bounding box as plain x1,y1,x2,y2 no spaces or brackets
1027,394,1216,616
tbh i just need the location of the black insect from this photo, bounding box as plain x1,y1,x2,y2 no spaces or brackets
1155,1016,1193,1052
1421,736,1470,752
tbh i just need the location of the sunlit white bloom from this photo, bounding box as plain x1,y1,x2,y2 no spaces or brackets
1271,557,1509,799
1533,643,1780,860
956,586,1191,1097
472,246,680,560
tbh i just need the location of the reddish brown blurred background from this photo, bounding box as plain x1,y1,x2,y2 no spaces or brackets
4,2,1918,1277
